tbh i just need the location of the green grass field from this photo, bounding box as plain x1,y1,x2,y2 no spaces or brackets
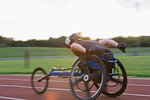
0,47,150,77
0,47,73,58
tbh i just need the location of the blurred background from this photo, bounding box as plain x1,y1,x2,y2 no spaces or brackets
0,0,150,77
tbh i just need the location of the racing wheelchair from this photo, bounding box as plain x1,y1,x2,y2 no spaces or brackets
31,53,127,100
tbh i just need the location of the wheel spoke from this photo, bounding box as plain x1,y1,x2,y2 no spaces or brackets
84,82,91,98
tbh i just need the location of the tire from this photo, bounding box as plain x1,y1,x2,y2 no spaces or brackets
102,59,127,97
31,67,49,94
70,55,107,100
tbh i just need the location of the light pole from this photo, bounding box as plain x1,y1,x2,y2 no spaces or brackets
134,3,141,56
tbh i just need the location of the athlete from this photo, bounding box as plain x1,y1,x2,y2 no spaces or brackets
65,32,126,57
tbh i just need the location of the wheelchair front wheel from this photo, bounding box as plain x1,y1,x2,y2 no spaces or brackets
31,67,49,94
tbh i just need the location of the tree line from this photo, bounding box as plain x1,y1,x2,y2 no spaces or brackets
0,35,150,47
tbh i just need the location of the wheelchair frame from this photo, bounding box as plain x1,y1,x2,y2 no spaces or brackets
31,54,127,99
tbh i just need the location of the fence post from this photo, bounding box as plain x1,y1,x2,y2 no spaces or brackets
24,50,30,68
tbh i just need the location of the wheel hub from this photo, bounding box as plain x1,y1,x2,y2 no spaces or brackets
84,75,89,82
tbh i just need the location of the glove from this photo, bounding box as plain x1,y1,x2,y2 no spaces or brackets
117,42,126,53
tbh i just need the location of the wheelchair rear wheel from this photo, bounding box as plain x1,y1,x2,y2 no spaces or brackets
102,59,127,97
70,55,107,100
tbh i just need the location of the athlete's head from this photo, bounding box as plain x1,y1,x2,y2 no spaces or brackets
65,32,82,48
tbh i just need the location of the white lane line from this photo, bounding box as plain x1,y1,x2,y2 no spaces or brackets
0,74,62,77
1,78,150,87
0,84,31,89
0,96,27,100
0,78,29,82
1,74,150,82
128,83,150,87
128,78,150,80
0,78,68,83
0,74,31,76
1,74,150,80
0,84,150,97
0,84,71,91
123,93,150,97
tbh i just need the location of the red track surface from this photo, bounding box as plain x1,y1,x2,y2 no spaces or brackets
0,74,150,100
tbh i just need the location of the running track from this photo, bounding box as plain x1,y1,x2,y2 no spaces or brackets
0,74,150,100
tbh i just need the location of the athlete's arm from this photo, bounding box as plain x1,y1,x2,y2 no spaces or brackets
70,43,86,54
99,39,119,47
99,39,126,53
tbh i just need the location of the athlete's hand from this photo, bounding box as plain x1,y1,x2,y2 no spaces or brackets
117,42,126,53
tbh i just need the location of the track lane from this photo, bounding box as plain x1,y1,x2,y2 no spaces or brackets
0,75,150,100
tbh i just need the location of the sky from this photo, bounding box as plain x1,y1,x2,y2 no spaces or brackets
0,0,150,40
